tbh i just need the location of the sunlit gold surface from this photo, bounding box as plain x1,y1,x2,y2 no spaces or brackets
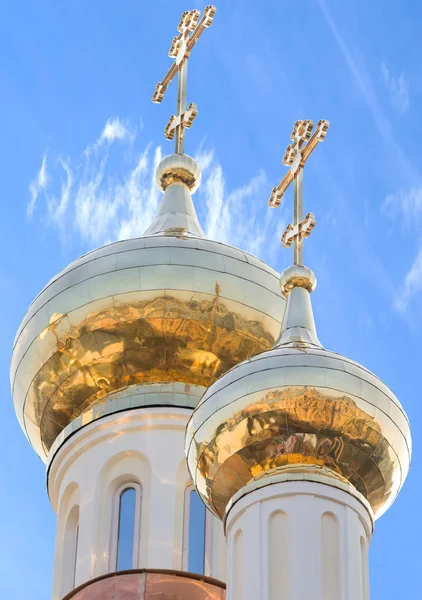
186,345,411,520
279,264,317,297
11,235,284,459
156,154,202,193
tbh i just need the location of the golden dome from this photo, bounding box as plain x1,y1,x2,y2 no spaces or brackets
11,155,285,460
185,266,411,520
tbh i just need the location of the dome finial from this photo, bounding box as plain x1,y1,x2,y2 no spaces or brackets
143,153,204,237
152,6,216,155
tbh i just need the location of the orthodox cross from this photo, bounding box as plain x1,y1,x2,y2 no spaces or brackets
269,119,329,266
152,6,216,155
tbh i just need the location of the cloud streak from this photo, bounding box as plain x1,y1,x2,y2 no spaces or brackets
196,148,285,260
382,186,422,228
317,0,417,182
382,185,422,311
381,63,409,114
394,247,422,313
27,154,48,218
86,117,135,156
318,0,422,316
27,118,284,263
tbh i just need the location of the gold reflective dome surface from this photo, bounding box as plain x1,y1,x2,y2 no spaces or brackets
11,155,285,460
185,271,411,521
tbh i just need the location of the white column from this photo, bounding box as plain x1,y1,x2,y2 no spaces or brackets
225,478,373,600
146,440,181,569
74,486,97,587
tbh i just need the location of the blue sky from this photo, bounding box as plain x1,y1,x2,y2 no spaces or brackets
0,1,421,598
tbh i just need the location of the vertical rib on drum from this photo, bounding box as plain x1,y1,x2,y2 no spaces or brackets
61,505,80,599
233,531,243,600
321,513,340,600
360,536,369,600
269,511,289,600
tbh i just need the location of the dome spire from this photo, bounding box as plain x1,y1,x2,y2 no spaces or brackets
276,265,321,347
143,154,205,237
269,119,330,347
146,6,217,238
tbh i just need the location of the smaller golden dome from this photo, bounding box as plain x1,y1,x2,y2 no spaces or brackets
185,266,411,520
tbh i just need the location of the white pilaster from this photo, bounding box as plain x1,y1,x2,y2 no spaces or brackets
225,478,373,600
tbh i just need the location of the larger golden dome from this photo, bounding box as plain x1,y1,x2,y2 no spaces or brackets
11,155,285,460
185,266,411,520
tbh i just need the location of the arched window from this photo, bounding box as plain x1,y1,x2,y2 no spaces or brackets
60,505,79,598
183,486,206,574
111,483,141,571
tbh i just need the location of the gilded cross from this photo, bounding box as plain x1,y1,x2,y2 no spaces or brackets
269,119,329,265
152,6,216,155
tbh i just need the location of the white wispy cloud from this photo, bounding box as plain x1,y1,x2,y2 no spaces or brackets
86,117,135,156
382,186,422,228
394,247,422,313
30,148,161,246
382,186,422,311
317,0,416,182
100,117,132,143
46,158,73,227
318,0,422,316
27,154,49,218
381,62,409,114
27,118,284,263
196,148,284,259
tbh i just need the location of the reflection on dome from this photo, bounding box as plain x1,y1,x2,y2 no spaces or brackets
11,155,285,459
186,267,411,520
30,290,277,454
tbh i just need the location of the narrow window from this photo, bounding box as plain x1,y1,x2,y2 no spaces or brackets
112,484,141,572
183,486,206,574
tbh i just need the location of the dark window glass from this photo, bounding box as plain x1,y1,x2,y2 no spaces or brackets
188,489,206,574
116,487,136,570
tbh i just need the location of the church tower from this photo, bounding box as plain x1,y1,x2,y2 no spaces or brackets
186,120,411,600
11,6,411,600
10,6,286,600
